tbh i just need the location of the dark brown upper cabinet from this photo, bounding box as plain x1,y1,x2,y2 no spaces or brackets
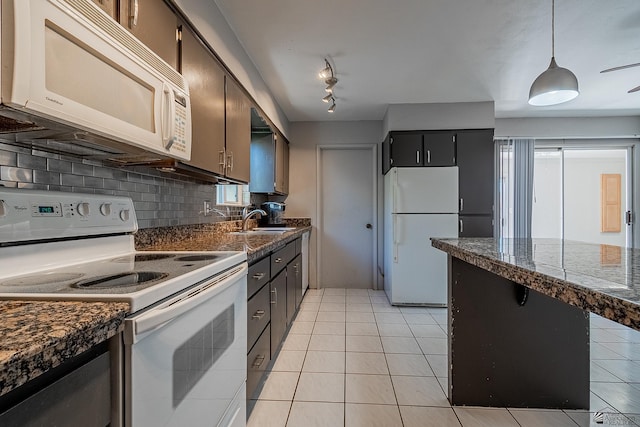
225,77,251,183
179,23,226,175
382,130,455,173
119,0,179,69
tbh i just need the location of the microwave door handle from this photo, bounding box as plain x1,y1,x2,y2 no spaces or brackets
161,83,176,150
133,264,247,338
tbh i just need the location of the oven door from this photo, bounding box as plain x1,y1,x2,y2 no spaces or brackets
123,263,247,427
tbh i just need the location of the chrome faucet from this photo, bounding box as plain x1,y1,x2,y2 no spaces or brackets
242,209,267,231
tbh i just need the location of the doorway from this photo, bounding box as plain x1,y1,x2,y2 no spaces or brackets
317,145,377,289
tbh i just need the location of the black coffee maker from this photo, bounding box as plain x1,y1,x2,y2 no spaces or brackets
259,202,286,226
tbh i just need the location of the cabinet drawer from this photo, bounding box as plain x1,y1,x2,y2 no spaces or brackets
271,241,295,277
247,283,270,350
247,324,270,400
248,257,270,298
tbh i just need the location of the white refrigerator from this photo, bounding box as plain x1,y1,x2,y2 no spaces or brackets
383,167,459,306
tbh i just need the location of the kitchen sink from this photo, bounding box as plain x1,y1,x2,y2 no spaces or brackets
230,227,296,236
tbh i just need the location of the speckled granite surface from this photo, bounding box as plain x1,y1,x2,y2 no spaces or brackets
136,218,312,263
431,238,640,330
0,301,128,396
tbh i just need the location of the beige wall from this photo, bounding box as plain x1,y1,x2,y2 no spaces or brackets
286,121,383,288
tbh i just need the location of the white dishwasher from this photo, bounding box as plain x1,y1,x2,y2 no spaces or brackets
301,231,310,297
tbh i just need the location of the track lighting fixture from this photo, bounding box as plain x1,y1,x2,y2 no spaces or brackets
319,58,339,112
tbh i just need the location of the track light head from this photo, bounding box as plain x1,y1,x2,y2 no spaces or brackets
322,94,333,103
325,77,338,93
328,98,336,113
318,59,333,79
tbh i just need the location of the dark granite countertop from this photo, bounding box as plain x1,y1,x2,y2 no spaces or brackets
135,218,312,263
431,238,640,330
0,301,128,396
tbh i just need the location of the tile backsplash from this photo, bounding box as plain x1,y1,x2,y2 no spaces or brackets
0,143,244,229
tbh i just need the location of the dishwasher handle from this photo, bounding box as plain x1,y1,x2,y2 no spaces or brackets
131,264,247,339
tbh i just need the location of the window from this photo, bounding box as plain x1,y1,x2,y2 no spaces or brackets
216,184,250,206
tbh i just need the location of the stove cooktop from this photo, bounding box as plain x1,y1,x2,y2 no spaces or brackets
0,250,247,312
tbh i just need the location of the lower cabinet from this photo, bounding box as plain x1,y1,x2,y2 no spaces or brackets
246,324,270,401
269,270,287,359
246,236,304,402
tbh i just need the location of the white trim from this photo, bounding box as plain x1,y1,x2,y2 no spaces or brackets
316,144,379,290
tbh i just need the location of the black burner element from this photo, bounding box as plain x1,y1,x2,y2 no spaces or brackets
113,254,175,262
174,255,221,262
1,273,84,287
72,272,168,289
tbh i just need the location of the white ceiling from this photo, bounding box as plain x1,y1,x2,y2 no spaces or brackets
213,0,640,122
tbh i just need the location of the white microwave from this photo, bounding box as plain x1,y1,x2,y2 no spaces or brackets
0,0,192,161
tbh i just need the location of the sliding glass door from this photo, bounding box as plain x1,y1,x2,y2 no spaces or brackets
533,147,632,247
498,141,633,247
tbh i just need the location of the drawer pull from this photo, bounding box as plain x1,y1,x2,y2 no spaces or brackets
274,257,283,263
252,354,265,368
270,288,277,304
252,272,266,280
252,310,266,320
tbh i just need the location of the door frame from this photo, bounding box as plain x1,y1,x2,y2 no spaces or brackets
316,144,379,289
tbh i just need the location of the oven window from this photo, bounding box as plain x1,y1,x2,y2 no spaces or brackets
172,304,234,408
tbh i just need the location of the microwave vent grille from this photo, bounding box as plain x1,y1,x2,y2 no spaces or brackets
60,0,185,92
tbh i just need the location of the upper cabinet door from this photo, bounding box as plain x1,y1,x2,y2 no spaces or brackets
179,24,225,174
120,0,179,69
389,132,423,167
423,131,456,167
91,0,118,19
225,77,251,183
457,129,494,215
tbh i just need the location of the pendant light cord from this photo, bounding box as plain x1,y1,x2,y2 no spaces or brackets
551,0,555,57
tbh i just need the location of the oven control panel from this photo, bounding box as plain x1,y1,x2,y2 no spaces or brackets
0,188,137,243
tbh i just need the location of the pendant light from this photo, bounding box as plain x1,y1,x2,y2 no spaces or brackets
528,0,579,106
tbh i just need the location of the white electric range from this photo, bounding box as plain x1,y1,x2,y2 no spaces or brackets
0,188,247,427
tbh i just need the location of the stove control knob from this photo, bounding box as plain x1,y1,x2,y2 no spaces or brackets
77,202,90,217
119,209,130,222
100,203,112,216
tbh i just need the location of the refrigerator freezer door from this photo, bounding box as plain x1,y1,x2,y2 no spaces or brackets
393,167,459,214
387,213,458,305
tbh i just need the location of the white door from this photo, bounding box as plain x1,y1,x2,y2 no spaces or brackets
318,145,376,289
393,167,459,213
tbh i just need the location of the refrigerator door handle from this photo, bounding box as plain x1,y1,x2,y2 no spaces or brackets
393,215,399,263
393,169,399,213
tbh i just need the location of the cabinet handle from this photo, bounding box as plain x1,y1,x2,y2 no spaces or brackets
252,309,266,320
274,257,283,264
129,0,139,27
427,149,431,164
252,272,265,280
460,198,464,212
227,152,234,172
416,150,420,164
459,219,464,234
270,288,277,304
218,150,226,173
252,354,265,368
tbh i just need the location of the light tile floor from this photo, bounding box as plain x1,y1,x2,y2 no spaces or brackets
248,288,640,426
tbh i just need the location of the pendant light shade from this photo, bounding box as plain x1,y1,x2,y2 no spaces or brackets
528,57,579,106
528,0,579,106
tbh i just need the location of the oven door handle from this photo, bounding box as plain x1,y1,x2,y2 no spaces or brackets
132,264,247,338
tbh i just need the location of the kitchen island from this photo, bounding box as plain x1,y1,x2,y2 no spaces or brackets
431,237,640,410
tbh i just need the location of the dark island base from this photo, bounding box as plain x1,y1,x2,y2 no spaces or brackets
448,256,590,409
